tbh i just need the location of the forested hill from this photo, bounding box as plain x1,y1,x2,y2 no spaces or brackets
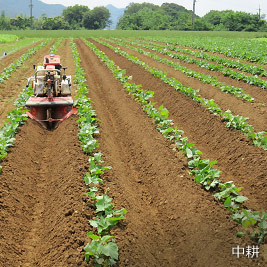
0,0,65,18
118,3,195,30
117,2,267,32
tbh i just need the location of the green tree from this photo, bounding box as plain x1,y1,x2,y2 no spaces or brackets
194,18,213,31
41,16,70,30
221,11,260,31
62,5,90,29
83,6,110,30
203,10,228,26
10,16,31,30
0,11,11,30
124,2,159,15
117,2,193,30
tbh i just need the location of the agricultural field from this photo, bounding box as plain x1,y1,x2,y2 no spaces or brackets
0,31,266,266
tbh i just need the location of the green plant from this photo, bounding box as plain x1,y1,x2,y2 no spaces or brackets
84,233,118,266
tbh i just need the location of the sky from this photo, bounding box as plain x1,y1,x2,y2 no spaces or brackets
40,0,267,17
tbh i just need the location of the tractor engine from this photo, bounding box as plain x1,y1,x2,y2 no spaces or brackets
25,54,74,130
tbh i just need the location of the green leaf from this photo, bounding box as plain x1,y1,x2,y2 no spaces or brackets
101,242,118,260
101,235,114,242
185,147,193,158
259,220,267,229
234,195,249,203
224,197,232,207
95,194,114,212
236,232,244,238
87,232,100,240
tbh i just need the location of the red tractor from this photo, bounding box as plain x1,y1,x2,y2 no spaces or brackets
26,54,74,129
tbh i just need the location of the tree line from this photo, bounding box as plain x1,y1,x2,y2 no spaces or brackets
117,3,267,32
0,5,111,30
0,2,266,32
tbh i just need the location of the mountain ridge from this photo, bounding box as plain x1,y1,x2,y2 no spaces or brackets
0,0,65,18
0,1,125,29
106,4,125,29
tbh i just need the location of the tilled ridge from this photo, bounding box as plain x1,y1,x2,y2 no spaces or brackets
89,39,267,212
75,39,263,266
110,40,267,129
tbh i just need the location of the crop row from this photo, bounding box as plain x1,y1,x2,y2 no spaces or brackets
0,85,33,173
131,38,267,90
71,39,127,265
49,38,63,54
0,40,62,173
142,37,267,64
0,40,48,84
83,38,266,244
109,38,254,103
94,38,267,150
135,39,267,77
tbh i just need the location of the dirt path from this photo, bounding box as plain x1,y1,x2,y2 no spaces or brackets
0,41,53,128
107,39,267,127
0,41,40,73
75,39,265,266
89,39,267,212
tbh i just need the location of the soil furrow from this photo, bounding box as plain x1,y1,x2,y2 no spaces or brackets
105,39,267,132
131,40,267,106
89,39,267,212
0,117,91,267
75,39,265,266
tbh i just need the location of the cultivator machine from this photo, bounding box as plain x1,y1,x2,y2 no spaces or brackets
26,54,74,130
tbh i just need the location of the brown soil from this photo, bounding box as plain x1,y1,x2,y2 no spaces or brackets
105,39,267,133
0,40,53,128
90,39,267,212
0,117,91,267
128,39,267,107
0,40,93,266
0,41,40,73
76,39,266,266
0,38,265,267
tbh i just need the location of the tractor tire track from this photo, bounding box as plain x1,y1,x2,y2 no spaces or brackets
75,39,265,266
89,39,267,212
